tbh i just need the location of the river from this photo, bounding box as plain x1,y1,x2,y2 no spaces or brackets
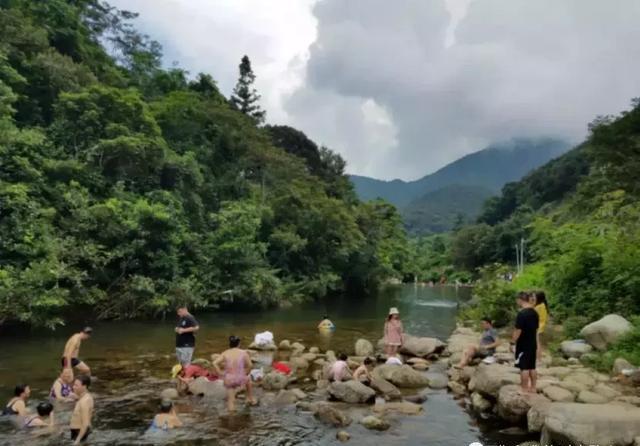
0,284,530,445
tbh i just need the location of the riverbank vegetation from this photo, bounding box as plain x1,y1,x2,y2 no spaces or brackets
0,1,411,328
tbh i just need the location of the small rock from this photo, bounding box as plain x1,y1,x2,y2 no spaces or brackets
292,388,307,399
301,353,317,362
592,383,620,400
373,401,423,415
404,392,428,404
471,392,492,412
336,431,351,442
314,403,352,427
360,415,390,431
326,350,337,363
448,381,466,396
160,388,179,400
263,372,289,391
279,340,292,350
291,342,306,352
560,340,593,358
291,357,310,370
406,357,429,366
426,373,448,389
613,357,634,375
355,339,374,357
615,396,640,407
412,363,429,371
309,346,320,354
275,389,300,405
543,385,575,402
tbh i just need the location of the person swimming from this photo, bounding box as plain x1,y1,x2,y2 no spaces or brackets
213,336,258,412
150,400,182,431
23,402,54,428
317,315,335,331
50,368,76,401
3,384,30,416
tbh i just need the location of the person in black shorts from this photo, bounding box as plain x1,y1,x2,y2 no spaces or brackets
511,291,539,393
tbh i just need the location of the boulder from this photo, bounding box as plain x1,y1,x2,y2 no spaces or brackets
188,377,226,398
406,357,429,366
291,342,306,352
314,403,352,427
569,372,596,388
577,390,609,404
160,388,179,400
360,415,390,431
370,374,402,400
274,389,301,405
373,365,430,388
373,401,423,415
279,340,292,350
497,385,551,424
539,367,572,379
262,372,289,391
291,357,310,370
249,341,277,351
426,372,449,389
580,314,633,351
471,392,492,412
309,346,320,354
301,353,317,362
328,380,376,404
592,383,621,400
336,431,351,442
400,334,445,357
527,402,552,432
474,364,521,398
355,339,374,357
316,379,329,390
404,391,429,404
291,388,307,400
631,370,640,386
560,340,593,358
536,378,561,391
412,363,429,371
541,403,640,446
543,386,575,402
326,350,337,363
448,381,466,397
447,332,480,354
613,357,634,375
615,396,640,407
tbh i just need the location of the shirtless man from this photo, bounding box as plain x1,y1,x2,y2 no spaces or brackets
62,327,93,375
70,375,94,445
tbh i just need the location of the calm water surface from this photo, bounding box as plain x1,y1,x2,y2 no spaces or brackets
0,285,527,445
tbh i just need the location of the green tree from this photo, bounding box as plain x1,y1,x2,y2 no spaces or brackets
230,55,265,124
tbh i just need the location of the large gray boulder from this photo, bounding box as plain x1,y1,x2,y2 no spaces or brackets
328,380,376,404
580,314,633,351
498,385,551,424
577,390,609,404
373,365,430,388
560,340,593,358
474,364,521,398
370,373,402,400
543,386,575,402
541,403,640,446
527,402,553,432
400,335,445,357
188,377,226,398
355,339,374,357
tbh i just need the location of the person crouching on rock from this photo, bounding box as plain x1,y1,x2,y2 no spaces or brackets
171,363,218,394
353,357,374,385
384,307,403,357
328,353,351,382
213,336,257,412
454,317,500,369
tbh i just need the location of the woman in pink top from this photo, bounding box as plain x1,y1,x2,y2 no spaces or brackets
384,307,404,356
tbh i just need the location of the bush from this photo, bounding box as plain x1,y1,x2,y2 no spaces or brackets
459,264,517,327
561,315,589,340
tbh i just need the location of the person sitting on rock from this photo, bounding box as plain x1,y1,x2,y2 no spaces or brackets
455,317,500,369
172,363,218,394
327,353,351,382
149,400,182,431
353,357,374,385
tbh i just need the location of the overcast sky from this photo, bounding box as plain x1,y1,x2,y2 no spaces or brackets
109,0,640,180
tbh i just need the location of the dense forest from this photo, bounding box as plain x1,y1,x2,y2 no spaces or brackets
0,0,411,328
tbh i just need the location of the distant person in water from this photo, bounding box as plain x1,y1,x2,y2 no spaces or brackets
213,336,257,412
175,306,199,366
150,400,182,431
62,327,92,375
353,357,373,385
383,307,403,356
318,315,335,332
70,375,94,445
3,384,30,416
328,353,351,382
50,368,76,402
455,317,500,368
23,402,55,428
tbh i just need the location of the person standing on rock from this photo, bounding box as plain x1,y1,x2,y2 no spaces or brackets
175,306,199,366
532,291,549,359
384,307,403,357
511,292,539,393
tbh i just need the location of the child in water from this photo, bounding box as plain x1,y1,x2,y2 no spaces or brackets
318,315,335,332
150,400,182,431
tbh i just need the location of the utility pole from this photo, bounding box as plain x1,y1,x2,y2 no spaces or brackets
515,243,520,274
520,238,525,274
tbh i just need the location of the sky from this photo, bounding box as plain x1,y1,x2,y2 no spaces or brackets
109,0,640,180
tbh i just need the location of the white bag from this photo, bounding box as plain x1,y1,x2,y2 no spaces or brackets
253,331,274,346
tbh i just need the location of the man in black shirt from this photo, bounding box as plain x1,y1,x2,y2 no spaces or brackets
175,306,199,366
511,291,539,393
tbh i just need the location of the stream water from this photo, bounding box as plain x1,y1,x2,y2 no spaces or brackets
0,284,530,445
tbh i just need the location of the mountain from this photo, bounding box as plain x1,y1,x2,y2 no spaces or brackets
350,138,571,207
402,184,495,235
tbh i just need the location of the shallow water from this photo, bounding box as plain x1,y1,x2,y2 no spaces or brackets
0,285,532,445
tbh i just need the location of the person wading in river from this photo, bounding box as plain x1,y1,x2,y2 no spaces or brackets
383,307,404,357
50,368,76,402
70,375,94,444
61,327,93,375
175,306,199,366
213,336,257,412
2,384,30,416
511,291,539,393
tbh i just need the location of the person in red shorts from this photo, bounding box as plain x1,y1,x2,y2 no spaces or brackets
172,363,218,393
